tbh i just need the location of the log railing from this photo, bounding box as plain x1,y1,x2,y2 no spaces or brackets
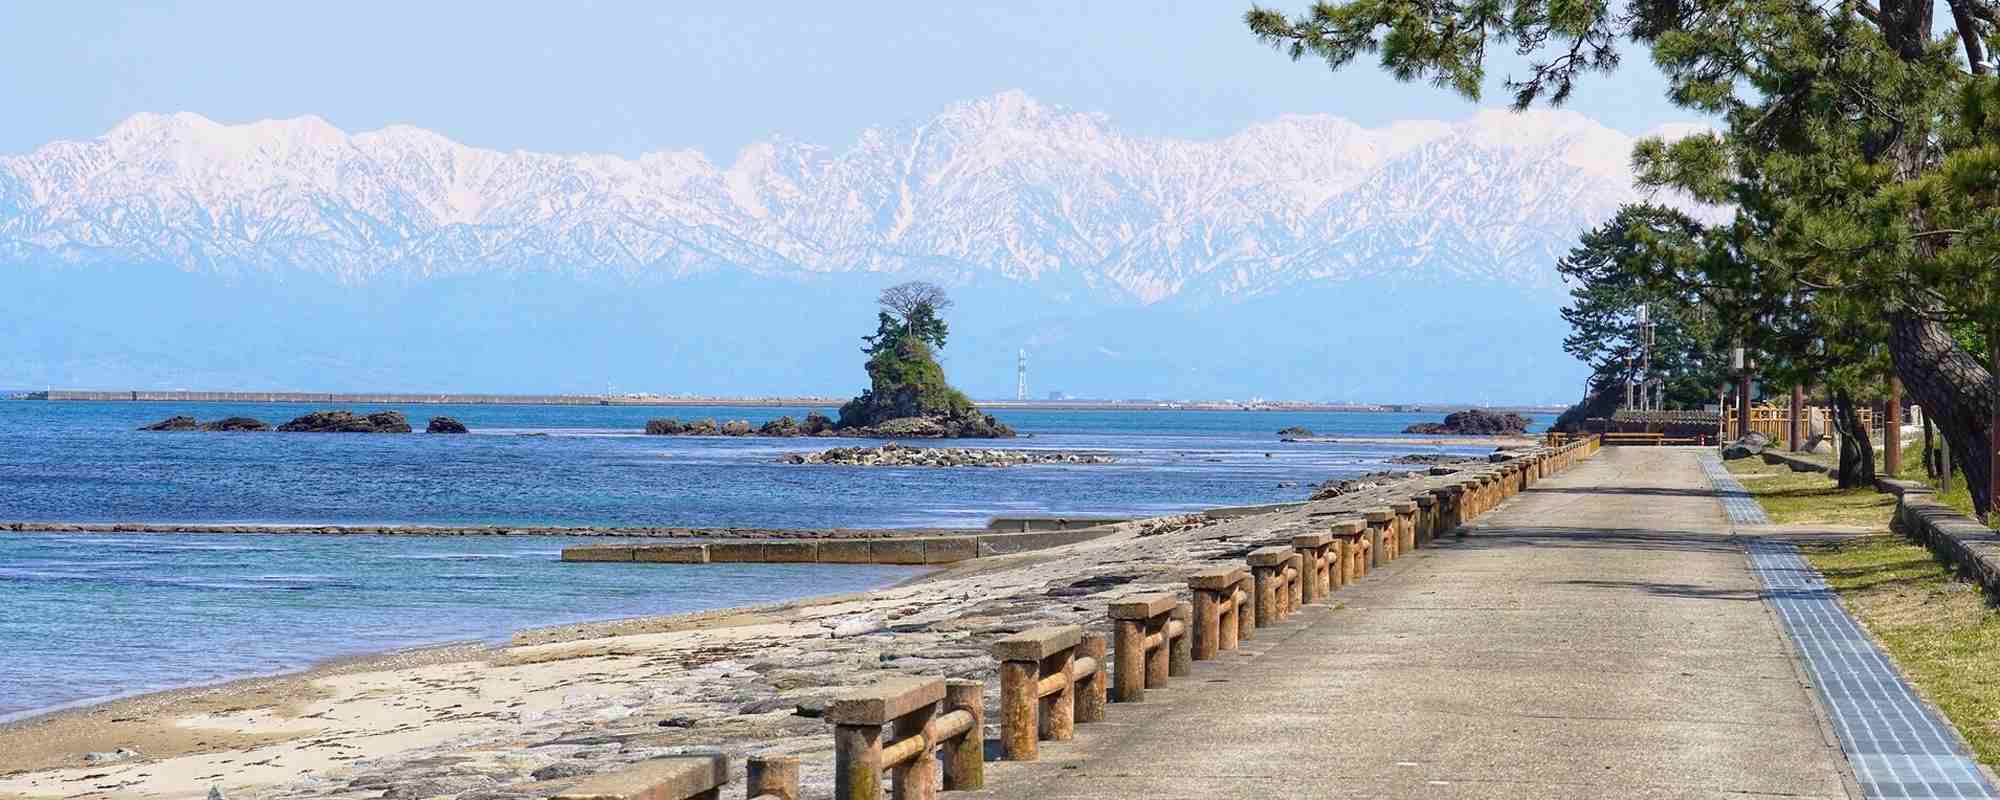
992,624,1107,761
572,440,1607,800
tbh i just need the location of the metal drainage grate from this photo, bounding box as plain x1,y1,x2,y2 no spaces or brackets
1706,456,1998,798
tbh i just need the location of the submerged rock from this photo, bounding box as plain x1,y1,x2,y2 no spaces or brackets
201,416,270,432
139,416,199,431
1277,426,1315,440
276,410,413,433
426,416,469,434
780,443,1113,468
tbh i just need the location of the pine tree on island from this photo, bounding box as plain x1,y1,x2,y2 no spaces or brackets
837,282,1015,438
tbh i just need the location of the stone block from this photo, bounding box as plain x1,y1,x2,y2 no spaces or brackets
632,544,707,564
1188,566,1247,590
706,541,767,562
923,536,979,563
1246,545,1293,567
1363,508,1394,523
993,624,1082,661
550,753,728,800
816,539,874,564
560,545,634,563
1108,592,1177,619
869,538,930,565
1291,531,1332,548
762,541,817,563
826,676,945,726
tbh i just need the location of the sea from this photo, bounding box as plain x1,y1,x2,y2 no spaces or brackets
0,401,1548,721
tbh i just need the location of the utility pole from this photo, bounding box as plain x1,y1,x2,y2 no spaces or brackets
1016,349,1028,402
1625,356,1635,410
1639,305,1654,412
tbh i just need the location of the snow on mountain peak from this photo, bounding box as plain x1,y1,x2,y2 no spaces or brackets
0,91,1698,299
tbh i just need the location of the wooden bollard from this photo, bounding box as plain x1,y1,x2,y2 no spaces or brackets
1284,553,1303,611
1330,519,1368,581
1109,592,1181,702
1438,485,1464,537
1077,632,1108,723
1413,493,1438,546
1247,546,1293,626
828,675,980,800
1233,571,1255,642
747,755,799,800
1390,501,1418,553
1189,566,1247,658
1292,531,1333,603
1363,508,1394,566
993,625,1089,760
1169,601,1193,677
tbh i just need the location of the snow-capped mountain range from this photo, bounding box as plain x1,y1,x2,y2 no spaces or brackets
0,91,1694,302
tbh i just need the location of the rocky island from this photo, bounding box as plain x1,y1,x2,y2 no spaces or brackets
643,282,1013,440
778,443,1113,467
1401,409,1532,436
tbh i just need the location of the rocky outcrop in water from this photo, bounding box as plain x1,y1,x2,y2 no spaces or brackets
139,416,200,431
779,443,1112,467
1386,453,1476,466
277,410,413,433
426,417,468,434
1402,410,1531,436
1277,426,1315,440
140,415,269,431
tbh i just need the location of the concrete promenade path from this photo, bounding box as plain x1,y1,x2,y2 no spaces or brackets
968,447,1859,799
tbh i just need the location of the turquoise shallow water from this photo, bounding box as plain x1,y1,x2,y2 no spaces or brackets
0,402,1547,720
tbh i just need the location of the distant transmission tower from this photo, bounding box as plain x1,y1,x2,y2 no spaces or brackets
1016,349,1028,401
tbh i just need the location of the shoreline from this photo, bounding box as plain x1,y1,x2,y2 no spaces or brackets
0,522,992,537
0,462,1488,800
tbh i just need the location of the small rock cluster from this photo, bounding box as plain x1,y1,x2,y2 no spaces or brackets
778,443,1115,467
1276,426,1315,441
645,413,838,437
644,412,1015,439
139,411,469,434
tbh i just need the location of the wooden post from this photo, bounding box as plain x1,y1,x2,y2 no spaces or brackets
1414,494,1437,546
1108,594,1174,702
1143,614,1169,689
1790,384,1806,452
1077,632,1108,722
1886,374,1903,476
942,681,984,791
1292,533,1329,603
1042,648,1075,742
1284,553,1303,612
748,755,800,800
1111,616,1144,702
997,658,1038,760
1234,573,1255,642
1169,601,1193,677
1247,546,1290,625
1391,501,1418,552
890,700,936,800
1364,509,1394,566
833,723,883,800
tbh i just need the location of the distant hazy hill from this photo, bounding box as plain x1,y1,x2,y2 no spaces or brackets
0,92,1700,402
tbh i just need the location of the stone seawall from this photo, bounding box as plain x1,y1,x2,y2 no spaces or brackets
561,526,1130,565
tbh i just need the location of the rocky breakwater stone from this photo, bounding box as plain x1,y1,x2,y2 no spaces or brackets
779,442,1115,468
140,416,271,431
1403,409,1532,436
277,410,413,433
425,416,468,434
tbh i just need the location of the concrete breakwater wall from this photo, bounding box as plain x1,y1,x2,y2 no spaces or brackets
562,526,1130,565
29,390,845,406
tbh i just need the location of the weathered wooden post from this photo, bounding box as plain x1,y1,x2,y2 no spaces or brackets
1076,632,1108,723
1247,546,1292,626
1188,566,1245,658
1169,601,1193,677
1363,508,1395,566
1292,531,1332,603
1109,593,1178,702
832,680,980,800
1390,501,1418,552
994,626,1078,760
1413,493,1438,546
1284,553,1303,612
747,755,799,800
1330,519,1368,581
942,680,984,790
1232,571,1255,642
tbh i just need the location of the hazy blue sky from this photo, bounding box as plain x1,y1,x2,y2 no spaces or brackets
0,1,1692,161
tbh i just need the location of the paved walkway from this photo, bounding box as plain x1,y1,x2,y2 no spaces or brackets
971,448,1859,799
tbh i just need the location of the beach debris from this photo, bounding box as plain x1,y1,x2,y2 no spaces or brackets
82,748,142,766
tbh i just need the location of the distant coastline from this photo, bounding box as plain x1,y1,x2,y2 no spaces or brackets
7,389,1561,414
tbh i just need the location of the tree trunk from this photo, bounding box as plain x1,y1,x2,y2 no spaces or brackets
1924,415,1939,479
1832,389,1877,488
1888,309,1995,515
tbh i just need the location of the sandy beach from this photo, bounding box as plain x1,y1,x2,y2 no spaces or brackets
0,466,1470,800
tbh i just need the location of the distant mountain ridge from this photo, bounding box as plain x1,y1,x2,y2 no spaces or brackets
0,91,1694,302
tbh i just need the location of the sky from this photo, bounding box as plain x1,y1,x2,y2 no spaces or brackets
0,1,1695,163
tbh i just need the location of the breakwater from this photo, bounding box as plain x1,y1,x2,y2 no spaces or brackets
27,390,845,406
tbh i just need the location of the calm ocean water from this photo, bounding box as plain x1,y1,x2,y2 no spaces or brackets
0,401,1546,720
